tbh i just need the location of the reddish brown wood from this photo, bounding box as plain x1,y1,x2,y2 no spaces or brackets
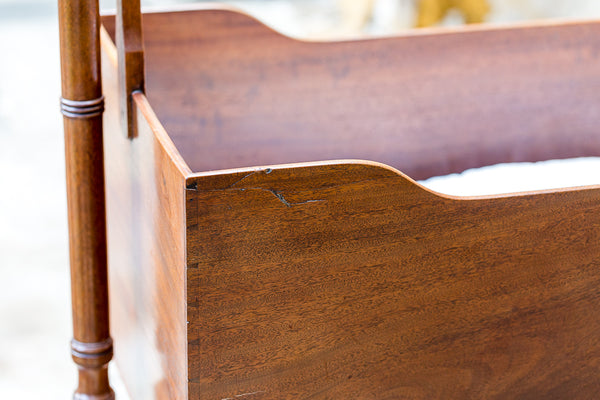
103,8,600,180
58,0,114,399
186,163,600,399
116,0,145,138
101,29,190,400
98,5,600,400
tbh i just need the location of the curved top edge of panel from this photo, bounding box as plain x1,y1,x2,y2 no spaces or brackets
185,159,600,202
104,3,600,44
100,8,600,202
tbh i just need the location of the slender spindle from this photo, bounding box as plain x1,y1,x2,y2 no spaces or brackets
58,0,114,398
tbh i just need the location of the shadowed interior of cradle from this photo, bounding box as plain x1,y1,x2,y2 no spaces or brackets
101,9,600,181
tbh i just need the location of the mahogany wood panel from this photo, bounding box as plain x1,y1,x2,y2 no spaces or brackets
103,7,600,180
186,163,600,399
99,6,600,400
101,29,190,400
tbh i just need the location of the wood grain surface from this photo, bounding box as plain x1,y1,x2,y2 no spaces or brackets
99,6,600,399
107,7,600,180
59,0,114,398
186,163,600,399
101,29,190,400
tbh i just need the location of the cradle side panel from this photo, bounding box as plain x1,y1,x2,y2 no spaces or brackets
186,164,600,399
101,34,189,400
141,9,600,179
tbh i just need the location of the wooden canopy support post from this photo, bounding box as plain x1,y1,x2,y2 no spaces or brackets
58,0,114,399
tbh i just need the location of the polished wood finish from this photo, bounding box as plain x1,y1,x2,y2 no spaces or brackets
116,0,145,139
112,7,600,180
101,29,190,400
58,0,114,399
95,5,600,400
186,163,600,399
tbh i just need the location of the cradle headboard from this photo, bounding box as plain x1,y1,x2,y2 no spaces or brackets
101,8,600,180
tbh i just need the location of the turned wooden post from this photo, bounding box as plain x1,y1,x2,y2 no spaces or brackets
58,0,114,398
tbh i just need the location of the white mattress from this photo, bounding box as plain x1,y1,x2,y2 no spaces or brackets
418,157,600,196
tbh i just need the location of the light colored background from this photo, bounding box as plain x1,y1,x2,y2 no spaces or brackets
2,1,600,398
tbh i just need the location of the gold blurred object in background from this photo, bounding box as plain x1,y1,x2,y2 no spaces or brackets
337,0,490,35
417,0,490,27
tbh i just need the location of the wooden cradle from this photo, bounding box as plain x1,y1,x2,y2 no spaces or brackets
59,1,600,399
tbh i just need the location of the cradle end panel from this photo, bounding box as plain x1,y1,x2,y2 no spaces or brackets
186,162,600,399
142,8,600,179
101,33,189,400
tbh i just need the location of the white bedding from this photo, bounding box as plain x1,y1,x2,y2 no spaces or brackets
418,157,600,196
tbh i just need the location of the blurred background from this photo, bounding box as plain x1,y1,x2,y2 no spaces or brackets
2,0,600,398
